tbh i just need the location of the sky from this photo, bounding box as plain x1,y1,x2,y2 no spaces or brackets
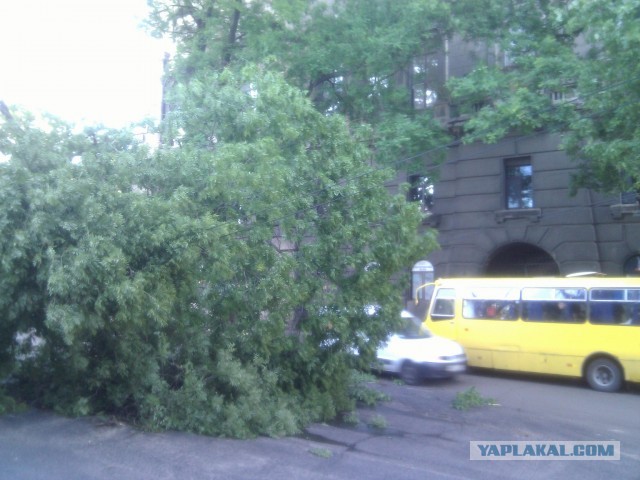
0,0,170,128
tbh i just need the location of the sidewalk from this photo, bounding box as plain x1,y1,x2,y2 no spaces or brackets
1,406,448,480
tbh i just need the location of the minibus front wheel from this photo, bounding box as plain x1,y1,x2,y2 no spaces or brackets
585,357,623,392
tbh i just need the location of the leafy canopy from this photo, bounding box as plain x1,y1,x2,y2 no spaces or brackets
146,0,452,170
448,0,640,194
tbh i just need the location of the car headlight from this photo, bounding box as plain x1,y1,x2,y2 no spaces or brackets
439,354,466,361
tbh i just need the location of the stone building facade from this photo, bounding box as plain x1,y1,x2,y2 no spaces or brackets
425,132,640,279
401,36,640,312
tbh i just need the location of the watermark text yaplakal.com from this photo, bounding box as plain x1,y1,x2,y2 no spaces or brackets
470,441,620,461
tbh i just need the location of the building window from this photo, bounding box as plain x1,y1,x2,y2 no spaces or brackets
412,53,443,110
505,157,533,209
408,174,434,213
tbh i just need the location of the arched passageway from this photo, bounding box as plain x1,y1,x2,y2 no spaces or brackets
485,243,559,277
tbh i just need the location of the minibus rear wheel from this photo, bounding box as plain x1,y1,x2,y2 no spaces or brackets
585,358,623,392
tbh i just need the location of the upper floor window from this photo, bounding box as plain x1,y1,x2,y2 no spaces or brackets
619,174,639,205
505,157,533,209
412,53,442,110
620,191,639,204
408,174,434,213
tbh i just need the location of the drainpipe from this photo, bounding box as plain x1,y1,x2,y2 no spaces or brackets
444,37,449,82
588,189,604,273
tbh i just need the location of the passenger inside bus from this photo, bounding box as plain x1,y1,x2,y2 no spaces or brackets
523,301,586,322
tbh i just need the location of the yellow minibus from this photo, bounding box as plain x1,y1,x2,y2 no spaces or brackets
421,277,640,392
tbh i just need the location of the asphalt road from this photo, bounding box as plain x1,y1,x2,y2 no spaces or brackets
1,370,638,480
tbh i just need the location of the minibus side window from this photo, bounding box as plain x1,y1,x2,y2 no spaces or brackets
430,288,455,321
522,287,587,323
590,289,640,325
461,287,520,320
463,300,518,320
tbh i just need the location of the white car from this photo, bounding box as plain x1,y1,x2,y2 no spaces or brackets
375,312,467,385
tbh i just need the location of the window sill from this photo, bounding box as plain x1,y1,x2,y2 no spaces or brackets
610,203,639,220
422,213,441,227
495,208,542,223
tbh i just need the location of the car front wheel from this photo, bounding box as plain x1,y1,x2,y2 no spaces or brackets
400,361,421,385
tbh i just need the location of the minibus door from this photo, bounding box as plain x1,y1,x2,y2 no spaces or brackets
457,297,521,370
426,288,458,340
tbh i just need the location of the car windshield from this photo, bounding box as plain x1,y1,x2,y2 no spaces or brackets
397,317,432,339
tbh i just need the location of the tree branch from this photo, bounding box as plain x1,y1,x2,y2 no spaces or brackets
223,0,242,66
0,100,13,121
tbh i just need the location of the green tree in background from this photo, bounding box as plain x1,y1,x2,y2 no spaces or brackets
146,0,452,169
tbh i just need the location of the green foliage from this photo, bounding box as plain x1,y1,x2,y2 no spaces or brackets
0,0,450,436
452,387,496,411
147,0,451,170
340,410,360,426
309,447,333,459
0,60,435,436
347,371,390,407
367,413,387,430
0,388,28,415
448,0,640,194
